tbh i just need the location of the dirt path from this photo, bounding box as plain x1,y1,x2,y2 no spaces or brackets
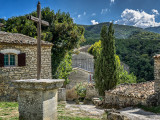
64,101,105,119
119,107,160,120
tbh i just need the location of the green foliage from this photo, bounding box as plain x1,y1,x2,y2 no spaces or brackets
137,104,160,113
75,83,87,98
89,39,137,85
129,31,160,40
80,22,145,46
145,26,160,34
1,8,85,85
87,25,160,82
88,40,101,59
116,38,160,82
118,66,137,84
54,52,72,87
0,102,18,108
94,23,119,96
49,10,85,82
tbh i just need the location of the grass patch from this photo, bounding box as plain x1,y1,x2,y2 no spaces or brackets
0,102,100,120
0,102,18,108
137,105,160,113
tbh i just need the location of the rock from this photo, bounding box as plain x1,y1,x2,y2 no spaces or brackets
107,112,130,120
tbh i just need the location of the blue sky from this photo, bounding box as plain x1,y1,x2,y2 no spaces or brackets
1,0,160,28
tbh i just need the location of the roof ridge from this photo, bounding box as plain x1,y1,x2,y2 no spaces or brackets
0,31,53,46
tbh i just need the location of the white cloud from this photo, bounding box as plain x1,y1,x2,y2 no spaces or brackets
91,13,96,16
115,9,160,28
101,8,108,14
83,12,86,16
3,16,6,19
111,0,115,3
73,18,75,23
152,9,159,15
91,20,99,25
78,15,81,18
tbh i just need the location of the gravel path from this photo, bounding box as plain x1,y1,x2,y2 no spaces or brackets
119,107,160,120
64,102,160,120
65,101,105,118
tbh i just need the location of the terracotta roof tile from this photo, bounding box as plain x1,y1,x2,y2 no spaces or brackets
105,81,154,99
153,54,160,58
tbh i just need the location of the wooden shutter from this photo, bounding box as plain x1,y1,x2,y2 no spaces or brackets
0,53,4,67
18,53,26,66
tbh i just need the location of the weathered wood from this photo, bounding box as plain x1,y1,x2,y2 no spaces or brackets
37,1,41,80
27,1,49,80
28,16,49,26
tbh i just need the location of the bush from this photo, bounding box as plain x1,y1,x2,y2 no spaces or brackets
75,83,87,98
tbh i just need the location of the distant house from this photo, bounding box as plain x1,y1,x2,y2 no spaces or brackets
72,52,94,73
66,67,93,89
0,31,53,101
68,46,130,89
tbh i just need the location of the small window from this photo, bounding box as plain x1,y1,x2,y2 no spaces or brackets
4,54,15,66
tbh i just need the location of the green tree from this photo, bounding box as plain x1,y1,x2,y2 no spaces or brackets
1,8,85,85
94,23,118,96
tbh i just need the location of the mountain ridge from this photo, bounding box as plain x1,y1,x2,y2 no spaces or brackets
80,22,160,45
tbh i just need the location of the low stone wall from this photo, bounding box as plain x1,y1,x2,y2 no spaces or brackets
105,82,154,108
85,84,99,100
105,93,147,108
58,88,66,101
67,68,91,89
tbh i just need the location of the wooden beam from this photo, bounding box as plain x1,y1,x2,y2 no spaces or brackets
37,1,41,80
27,15,49,26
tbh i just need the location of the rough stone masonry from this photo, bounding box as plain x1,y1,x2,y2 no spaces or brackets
104,54,160,108
0,31,52,101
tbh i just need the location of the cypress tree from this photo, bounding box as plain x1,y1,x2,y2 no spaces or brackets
95,23,118,96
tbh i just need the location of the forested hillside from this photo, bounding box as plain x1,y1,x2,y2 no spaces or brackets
145,26,160,34
81,23,160,82
80,22,145,45
116,38,160,82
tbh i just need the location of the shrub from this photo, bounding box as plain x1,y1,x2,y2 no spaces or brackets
75,83,87,98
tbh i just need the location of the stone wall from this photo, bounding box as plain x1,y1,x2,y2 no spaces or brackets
85,84,99,100
58,88,66,101
153,54,160,105
105,82,154,108
72,52,94,73
154,55,160,92
66,68,92,89
0,43,52,101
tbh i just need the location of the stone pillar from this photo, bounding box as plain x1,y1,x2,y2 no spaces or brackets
12,79,64,120
154,55,160,93
58,88,66,101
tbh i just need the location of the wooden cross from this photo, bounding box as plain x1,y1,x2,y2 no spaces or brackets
28,1,49,80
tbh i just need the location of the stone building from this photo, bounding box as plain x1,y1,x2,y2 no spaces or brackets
72,52,94,73
0,31,53,101
66,67,93,89
105,81,154,108
104,54,160,108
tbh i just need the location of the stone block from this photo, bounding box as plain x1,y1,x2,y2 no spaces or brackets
58,88,66,101
12,79,64,120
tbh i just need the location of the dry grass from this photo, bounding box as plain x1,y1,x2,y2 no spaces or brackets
66,88,78,101
0,102,100,120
